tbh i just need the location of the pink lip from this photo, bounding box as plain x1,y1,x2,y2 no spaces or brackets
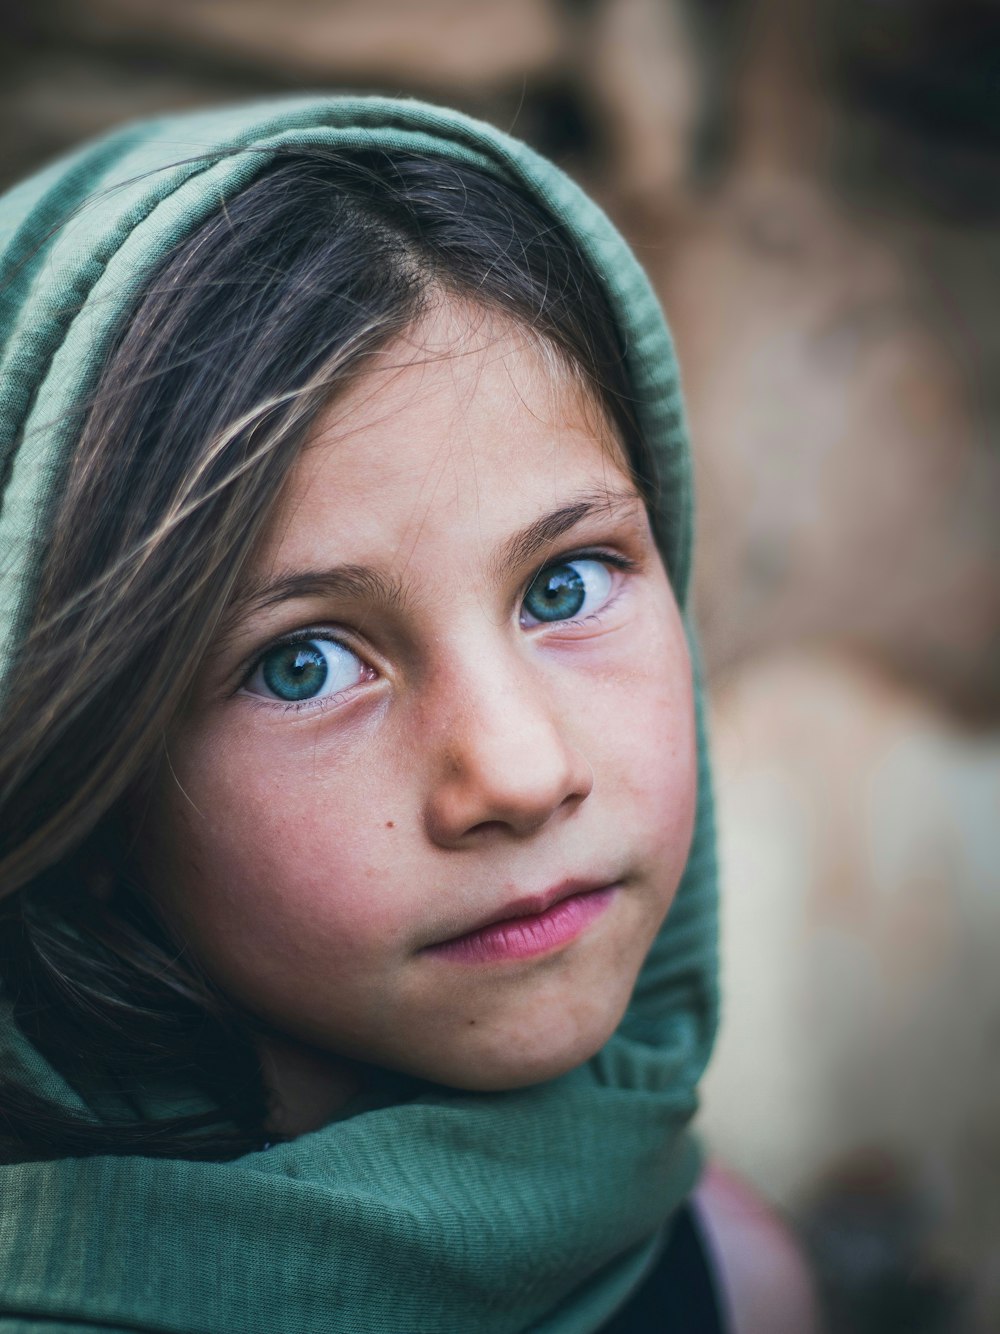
424,880,619,965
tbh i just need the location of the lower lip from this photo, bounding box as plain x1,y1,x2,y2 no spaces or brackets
426,886,617,965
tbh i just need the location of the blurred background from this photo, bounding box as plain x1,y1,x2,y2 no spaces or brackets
2,1,997,1328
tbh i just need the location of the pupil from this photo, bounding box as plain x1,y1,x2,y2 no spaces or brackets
525,564,585,622
262,643,328,701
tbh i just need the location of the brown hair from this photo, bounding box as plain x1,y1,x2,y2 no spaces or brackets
0,147,649,1162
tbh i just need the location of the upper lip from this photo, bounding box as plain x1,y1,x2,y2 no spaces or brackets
433,878,617,945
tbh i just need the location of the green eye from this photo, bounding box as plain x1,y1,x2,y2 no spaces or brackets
245,638,366,703
522,559,614,625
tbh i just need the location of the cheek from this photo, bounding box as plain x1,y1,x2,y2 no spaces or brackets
594,599,696,790
640,663,697,819
141,729,405,997
598,609,698,881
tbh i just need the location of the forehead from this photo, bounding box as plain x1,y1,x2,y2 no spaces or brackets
256,302,637,571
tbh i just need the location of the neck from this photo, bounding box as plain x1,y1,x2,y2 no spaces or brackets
256,1033,364,1138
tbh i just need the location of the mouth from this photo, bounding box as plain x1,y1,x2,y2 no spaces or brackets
423,879,620,965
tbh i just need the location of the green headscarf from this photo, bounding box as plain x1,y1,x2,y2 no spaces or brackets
0,97,718,1333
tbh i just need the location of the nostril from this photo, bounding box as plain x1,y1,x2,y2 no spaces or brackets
466,820,508,839
466,786,587,842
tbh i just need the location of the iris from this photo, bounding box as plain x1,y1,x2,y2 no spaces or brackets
523,562,587,622
261,642,330,701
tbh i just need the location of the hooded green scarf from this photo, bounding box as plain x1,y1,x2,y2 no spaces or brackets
0,97,718,1333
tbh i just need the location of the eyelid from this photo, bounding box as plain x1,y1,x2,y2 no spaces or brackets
531,544,636,575
528,546,637,585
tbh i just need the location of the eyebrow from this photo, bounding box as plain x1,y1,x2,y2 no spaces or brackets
222,485,642,636
220,564,407,639
490,486,641,579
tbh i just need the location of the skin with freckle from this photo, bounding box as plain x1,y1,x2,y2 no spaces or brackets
138,301,697,1127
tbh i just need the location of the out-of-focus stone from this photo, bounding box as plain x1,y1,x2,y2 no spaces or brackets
0,51,265,194
698,649,1000,1324
658,169,1000,719
71,0,563,90
578,0,699,212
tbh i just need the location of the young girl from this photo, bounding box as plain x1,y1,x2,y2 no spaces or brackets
0,96,722,1331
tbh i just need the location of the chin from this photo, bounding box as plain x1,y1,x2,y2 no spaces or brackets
417,997,628,1093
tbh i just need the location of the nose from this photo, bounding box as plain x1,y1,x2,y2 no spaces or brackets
422,649,594,847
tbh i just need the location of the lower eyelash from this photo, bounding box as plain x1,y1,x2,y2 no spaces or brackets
242,688,357,716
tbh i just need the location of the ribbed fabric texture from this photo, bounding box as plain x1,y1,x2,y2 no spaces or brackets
0,97,719,1333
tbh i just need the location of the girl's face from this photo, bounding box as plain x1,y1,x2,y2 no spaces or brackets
141,302,696,1112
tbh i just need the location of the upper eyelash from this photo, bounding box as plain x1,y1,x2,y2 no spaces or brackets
524,548,636,590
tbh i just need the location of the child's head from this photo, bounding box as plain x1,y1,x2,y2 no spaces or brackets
0,143,698,1151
